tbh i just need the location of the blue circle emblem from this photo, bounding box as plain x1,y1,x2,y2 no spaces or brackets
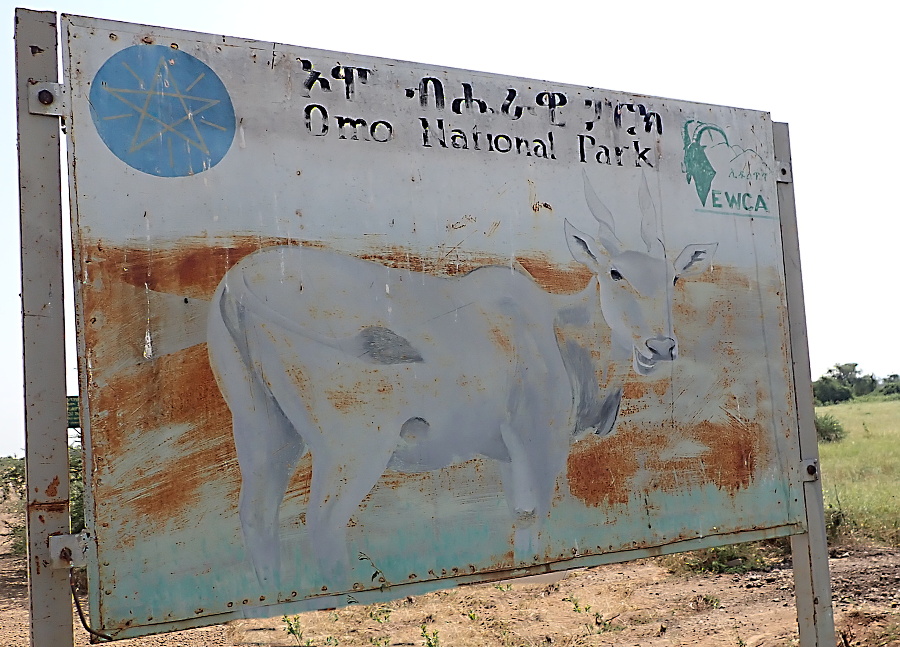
89,45,236,177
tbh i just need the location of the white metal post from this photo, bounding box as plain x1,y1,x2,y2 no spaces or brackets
775,122,836,646
15,8,74,647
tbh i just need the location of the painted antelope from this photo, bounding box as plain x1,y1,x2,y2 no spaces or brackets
207,174,717,586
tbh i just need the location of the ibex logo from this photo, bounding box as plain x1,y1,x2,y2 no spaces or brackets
681,120,772,216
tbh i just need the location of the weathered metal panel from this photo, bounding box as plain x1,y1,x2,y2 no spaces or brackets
62,13,806,639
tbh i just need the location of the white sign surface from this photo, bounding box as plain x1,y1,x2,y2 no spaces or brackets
63,13,803,639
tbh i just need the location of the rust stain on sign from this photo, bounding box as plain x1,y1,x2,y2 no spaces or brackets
565,263,781,508
621,379,669,400
77,234,616,524
87,342,239,528
567,417,767,507
83,232,595,534
516,254,592,294
284,455,313,508
85,236,304,300
489,325,514,356
325,374,397,413
87,238,593,304
130,349,238,523
44,476,60,499
81,240,784,524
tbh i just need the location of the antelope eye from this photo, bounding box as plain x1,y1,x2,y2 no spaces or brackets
610,269,623,281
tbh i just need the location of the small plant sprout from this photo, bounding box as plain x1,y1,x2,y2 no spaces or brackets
688,593,722,611
369,606,392,624
283,615,304,646
585,612,621,635
563,595,591,613
421,625,440,647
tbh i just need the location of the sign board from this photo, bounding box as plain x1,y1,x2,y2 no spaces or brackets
52,13,821,641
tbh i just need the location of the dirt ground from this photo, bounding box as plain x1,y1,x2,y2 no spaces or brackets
2,530,899,647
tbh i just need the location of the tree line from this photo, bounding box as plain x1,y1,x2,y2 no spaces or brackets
813,362,900,405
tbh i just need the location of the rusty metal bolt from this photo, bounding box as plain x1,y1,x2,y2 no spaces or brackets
37,89,54,105
806,463,817,476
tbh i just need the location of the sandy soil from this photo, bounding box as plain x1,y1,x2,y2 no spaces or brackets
2,533,898,647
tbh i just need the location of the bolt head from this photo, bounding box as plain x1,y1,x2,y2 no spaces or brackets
37,89,54,105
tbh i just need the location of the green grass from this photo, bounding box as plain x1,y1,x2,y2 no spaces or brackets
0,456,27,555
1,447,86,557
817,399,900,546
660,540,784,575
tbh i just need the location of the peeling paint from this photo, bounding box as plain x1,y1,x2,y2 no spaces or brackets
62,13,803,639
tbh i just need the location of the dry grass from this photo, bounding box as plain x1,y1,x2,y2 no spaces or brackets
837,609,900,647
229,570,644,647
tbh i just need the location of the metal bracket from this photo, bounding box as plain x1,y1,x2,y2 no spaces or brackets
775,157,793,184
28,81,67,116
49,530,91,569
801,459,819,482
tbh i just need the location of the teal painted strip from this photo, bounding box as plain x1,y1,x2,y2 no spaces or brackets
98,475,801,630
99,523,803,641
694,209,778,220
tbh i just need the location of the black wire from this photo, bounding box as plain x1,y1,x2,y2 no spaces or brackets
69,571,114,642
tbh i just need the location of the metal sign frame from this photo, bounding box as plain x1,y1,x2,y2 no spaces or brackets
15,8,834,645
16,9,73,647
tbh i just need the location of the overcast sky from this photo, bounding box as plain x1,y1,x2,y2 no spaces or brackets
1,0,895,457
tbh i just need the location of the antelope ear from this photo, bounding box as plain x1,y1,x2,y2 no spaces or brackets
638,173,662,254
674,243,718,277
582,171,624,254
565,220,606,271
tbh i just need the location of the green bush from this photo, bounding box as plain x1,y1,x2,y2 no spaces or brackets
813,377,853,405
662,542,778,575
815,413,847,443
0,446,85,557
824,503,845,542
68,446,85,536
0,456,27,554
0,456,26,500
